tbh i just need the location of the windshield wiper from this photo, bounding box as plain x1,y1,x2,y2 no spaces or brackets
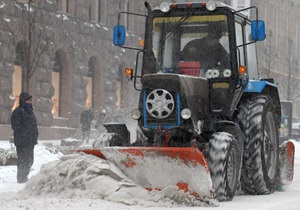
159,10,193,44
158,10,192,71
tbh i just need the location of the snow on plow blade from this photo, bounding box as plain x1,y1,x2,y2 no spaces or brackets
80,147,213,197
278,140,295,186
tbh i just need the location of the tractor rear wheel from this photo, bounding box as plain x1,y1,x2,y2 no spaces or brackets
237,95,279,194
207,132,240,201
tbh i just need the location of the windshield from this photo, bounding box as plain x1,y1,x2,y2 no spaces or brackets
152,15,230,78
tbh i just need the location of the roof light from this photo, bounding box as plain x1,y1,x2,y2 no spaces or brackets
160,2,170,13
206,0,217,11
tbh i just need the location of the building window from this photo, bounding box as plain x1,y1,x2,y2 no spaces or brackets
126,1,134,32
51,49,70,118
118,1,134,32
12,42,25,111
51,72,60,117
119,0,128,26
12,65,23,111
97,0,101,22
115,81,121,109
90,0,97,22
57,0,74,14
52,51,61,117
231,0,250,17
87,58,95,108
88,56,103,114
14,42,25,68
90,0,106,24
86,77,93,108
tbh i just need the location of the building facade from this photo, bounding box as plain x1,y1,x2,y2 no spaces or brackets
252,0,300,119
0,0,300,140
0,0,150,139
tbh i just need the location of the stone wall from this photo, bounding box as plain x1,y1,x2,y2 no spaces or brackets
0,0,148,130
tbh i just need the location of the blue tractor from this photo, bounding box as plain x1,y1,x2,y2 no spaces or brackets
88,1,295,202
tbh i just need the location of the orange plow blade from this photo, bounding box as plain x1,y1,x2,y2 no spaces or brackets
80,147,213,197
278,140,295,186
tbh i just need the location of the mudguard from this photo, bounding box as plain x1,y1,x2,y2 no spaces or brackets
278,140,295,186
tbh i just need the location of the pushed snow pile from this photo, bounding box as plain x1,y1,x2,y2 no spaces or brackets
0,147,17,165
19,153,218,207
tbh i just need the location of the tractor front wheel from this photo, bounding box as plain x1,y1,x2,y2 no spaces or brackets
207,132,241,201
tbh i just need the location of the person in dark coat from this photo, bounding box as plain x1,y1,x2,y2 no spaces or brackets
80,108,93,144
181,22,230,70
11,92,38,183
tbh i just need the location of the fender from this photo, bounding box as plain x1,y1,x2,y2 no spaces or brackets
243,80,281,128
244,80,277,93
215,120,245,154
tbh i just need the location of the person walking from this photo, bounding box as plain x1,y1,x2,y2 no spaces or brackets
80,108,93,144
11,92,38,183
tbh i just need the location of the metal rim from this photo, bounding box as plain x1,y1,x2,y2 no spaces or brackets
227,143,238,191
263,111,278,180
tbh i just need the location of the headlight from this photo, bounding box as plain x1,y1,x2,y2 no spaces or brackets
223,69,231,77
160,2,170,13
131,109,141,120
206,1,217,11
206,69,219,78
181,108,191,120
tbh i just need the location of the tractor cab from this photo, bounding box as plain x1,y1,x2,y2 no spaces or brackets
114,1,266,116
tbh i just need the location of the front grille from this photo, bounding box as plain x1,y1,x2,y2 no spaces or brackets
143,89,180,129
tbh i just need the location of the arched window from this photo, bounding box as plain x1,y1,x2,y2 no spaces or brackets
51,49,70,118
12,42,25,111
88,56,103,114
52,51,62,117
87,58,95,108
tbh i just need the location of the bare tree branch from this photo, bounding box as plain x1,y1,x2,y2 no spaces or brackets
5,1,50,91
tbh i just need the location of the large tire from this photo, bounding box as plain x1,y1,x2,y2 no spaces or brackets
207,132,241,201
236,95,279,194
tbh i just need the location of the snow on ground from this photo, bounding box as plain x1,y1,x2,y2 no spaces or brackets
0,139,300,210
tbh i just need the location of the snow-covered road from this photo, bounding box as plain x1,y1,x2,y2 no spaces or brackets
0,140,299,210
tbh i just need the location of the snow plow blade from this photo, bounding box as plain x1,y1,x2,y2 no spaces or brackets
278,140,295,186
80,147,213,197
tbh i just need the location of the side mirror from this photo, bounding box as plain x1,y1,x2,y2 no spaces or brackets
113,25,126,46
251,20,266,41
